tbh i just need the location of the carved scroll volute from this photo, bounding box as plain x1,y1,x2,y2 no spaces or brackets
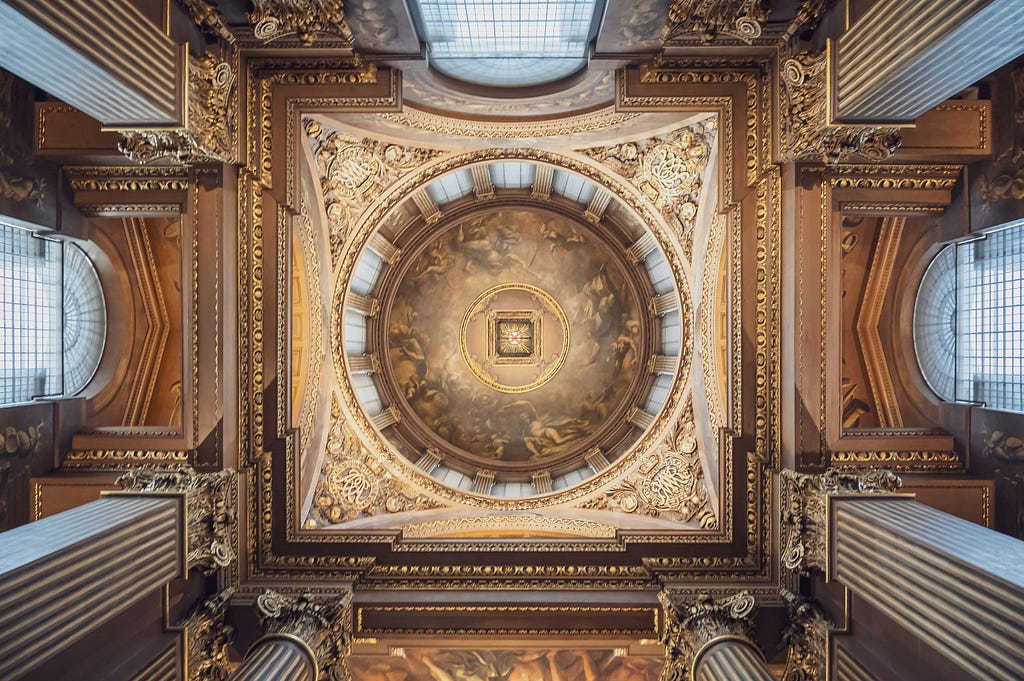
781,592,833,681
779,50,901,164
118,50,237,165
659,589,758,679
662,0,769,44
181,589,235,681
116,466,238,575
248,0,354,45
779,468,901,574
255,590,352,679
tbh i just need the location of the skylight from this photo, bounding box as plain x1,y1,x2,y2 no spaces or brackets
414,0,599,87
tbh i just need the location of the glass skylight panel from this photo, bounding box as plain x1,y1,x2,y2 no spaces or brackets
426,170,473,205
551,170,597,205
415,0,598,87
62,243,106,396
489,161,535,189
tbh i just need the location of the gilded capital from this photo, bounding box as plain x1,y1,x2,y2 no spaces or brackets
116,466,237,574
255,590,352,678
248,0,354,45
663,0,769,44
781,592,832,681
119,51,237,165
660,589,758,681
780,468,901,574
779,50,901,164
181,589,235,681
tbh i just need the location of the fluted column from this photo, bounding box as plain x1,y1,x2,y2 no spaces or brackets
833,497,1024,681
0,0,180,126
0,496,181,680
660,590,772,681
834,0,1024,122
231,590,350,681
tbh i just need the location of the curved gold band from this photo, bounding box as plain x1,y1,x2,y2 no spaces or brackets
247,632,320,681
689,635,765,680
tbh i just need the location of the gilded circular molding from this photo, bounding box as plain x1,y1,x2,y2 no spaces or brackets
459,283,570,394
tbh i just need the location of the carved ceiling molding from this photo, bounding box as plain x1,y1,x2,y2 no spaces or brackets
779,468,901,575
308,396,448,528
662,0,769,45
377,105,644,139
779,50,900,164
578,403,717,529
577,119,716,259
249,0,354,46
304,118,442,263
119,51,238,165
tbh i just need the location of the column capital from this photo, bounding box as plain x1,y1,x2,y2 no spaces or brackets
781,592,833,681
116,466,237,574
119,50,238,165
780,468,900,574
778,49,901,164
181,589,235,681
254,590,351,680
660,590,758,681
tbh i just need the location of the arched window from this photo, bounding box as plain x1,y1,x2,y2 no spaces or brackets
412,0,600,87
0,220,106,406
915,218,1024,411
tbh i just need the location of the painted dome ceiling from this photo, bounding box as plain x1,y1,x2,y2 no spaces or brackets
292,111,731,535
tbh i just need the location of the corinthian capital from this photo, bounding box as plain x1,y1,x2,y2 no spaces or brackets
255,590,352,679
659,589,758,681
780,468,901,574
116,466,237,574
781,592,833,681
180,589,235,681
779,50,901,164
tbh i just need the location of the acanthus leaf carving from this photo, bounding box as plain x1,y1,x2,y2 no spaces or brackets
177,0,235,44
779,467,901,574
659,589,758,681
781,591,832,681
0,71,44,205
249,0,354,45
662,0,769,44
180,588,235,681
116,466,237,574
255,589,352,679
119,52,237,165
780,50,901,164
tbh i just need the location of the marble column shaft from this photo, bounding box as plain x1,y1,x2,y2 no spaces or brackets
231,638,316,681
0,496,181,680
833,497,1024,681
695,639,775,681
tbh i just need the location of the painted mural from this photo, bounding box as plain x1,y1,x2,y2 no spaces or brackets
387,208,644,463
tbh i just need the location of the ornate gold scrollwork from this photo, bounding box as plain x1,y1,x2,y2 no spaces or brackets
180,588,234,681
248,0,354,45
781,591,833,681
116,466,237,574
659,589,759,681
254,589,352,679
119,52,237,165
177,0,235,44
779,468,901,574
662,0,769,44
310,397,445,527
780,51,901,164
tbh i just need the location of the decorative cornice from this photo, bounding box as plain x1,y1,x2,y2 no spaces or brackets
660,589,758,681
779,51,900,164
248,0,354,45
780,468,901,574
119,52,237,165
255,590,351,678
662,0,769,44
116,466,237,574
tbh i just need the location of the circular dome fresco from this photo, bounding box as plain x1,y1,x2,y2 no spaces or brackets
335,158,689,499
